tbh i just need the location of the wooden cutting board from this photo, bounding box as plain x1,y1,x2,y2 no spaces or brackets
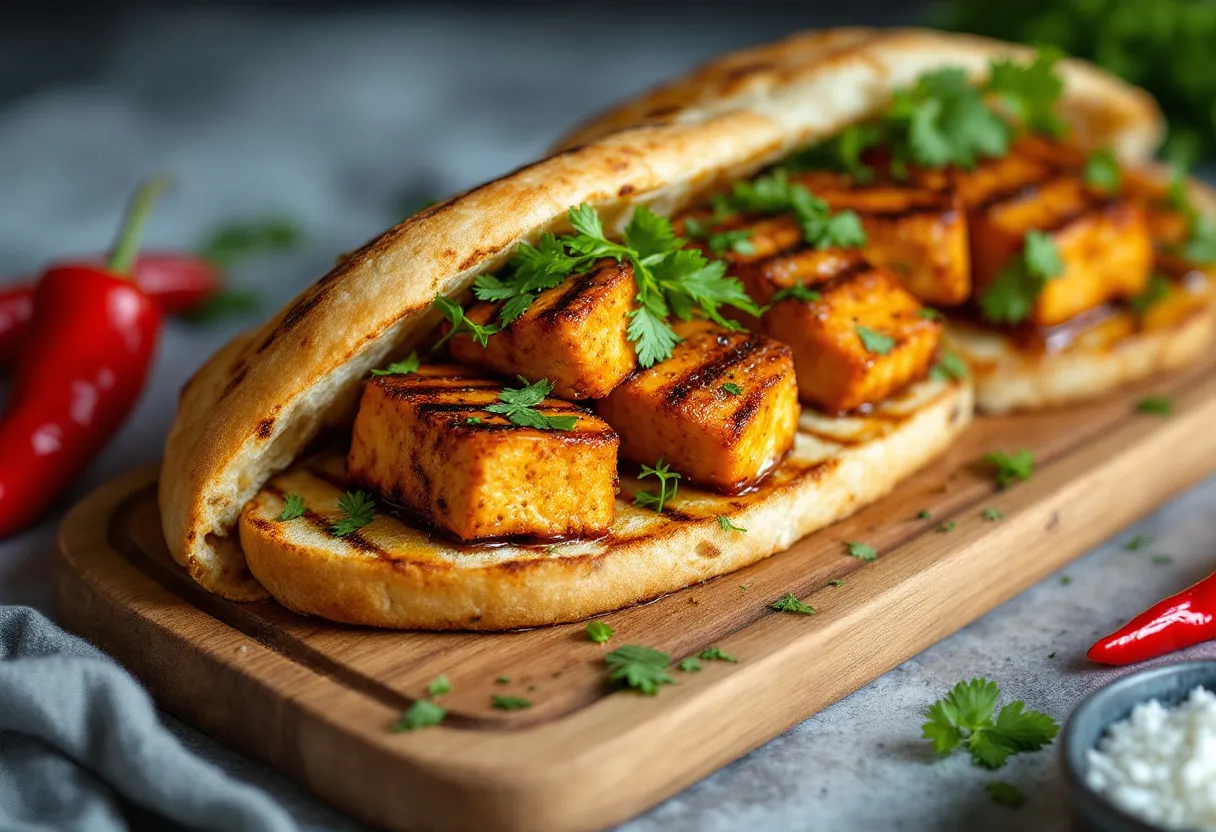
55,353,1216,832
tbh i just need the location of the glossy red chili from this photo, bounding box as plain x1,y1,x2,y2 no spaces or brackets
0,253,219,368
0,178,167,539
1088,570,1216,665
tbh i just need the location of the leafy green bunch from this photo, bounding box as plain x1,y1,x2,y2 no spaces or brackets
923,678,1059,769
437,203,764,368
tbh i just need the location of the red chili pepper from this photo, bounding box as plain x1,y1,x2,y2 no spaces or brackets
1088,570,1216,665
0,254,219,367
0,178,168,539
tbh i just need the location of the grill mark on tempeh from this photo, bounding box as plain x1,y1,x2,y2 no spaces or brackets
662,338,762,408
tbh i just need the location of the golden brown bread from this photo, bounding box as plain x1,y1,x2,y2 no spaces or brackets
160,26,1174,610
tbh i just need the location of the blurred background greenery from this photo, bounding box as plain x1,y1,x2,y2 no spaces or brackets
938,0,1216,164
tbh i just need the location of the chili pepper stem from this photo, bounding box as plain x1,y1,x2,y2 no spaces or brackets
108,176,173,276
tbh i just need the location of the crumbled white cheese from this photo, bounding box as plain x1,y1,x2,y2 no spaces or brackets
1086,686,1216,831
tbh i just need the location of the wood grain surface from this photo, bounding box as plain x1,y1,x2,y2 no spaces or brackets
55,351,1216,832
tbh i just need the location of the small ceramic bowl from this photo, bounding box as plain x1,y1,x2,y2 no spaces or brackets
1061,660,1216,832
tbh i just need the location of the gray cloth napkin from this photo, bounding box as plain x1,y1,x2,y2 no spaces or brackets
0,605,297,832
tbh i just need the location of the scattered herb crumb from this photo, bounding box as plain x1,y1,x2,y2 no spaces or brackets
739,584,751,591
1152,555,1174,566
982,508,1004,522
1047,652,1057,659
829,579,846,588
982,450,1035,489
718,515,747,533
936,521,956,533
857,325,896,355
678,657,702,673
605,645,675,695
331,490,376,537
1124,534,1153,552
586,621,614,644
370,352,420,377
846,541,878,561
721,382,743,396
392,699,445,732
771,593,816,615
697,647,738,663
917,509,933,520
491,695,532,711
986,780,1027,808
426,675,452,697
1136,396,1173,416
495,676,511,685
1060,575,1073,586
466,416,482,425
278,493,305,521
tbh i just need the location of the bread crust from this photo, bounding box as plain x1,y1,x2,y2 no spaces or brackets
159,27,1168,604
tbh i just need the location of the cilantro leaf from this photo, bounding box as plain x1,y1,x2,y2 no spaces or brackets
198,215,303,267
491,695,532,711
1083,149,1121,191
857,326,896,356
427,675,452,697
982,450,1034,489
485,377,578,431
923,678,1058,769
786,123,883,180
1136,396,1173,416
370,351,420,377
717,515,747,533
979,231,1063,324
392,699,445,732
432,295,501,349
697,647,738,663
985,47,1065,137
678,657,702,672
1129,274,1170,317
993,700,1059,751
770,593,816,615
936,521,956,533
1123,534,1153,552
279,493,306,522
986,780,1027,808
929,352,969,382
983,508,1004,522
331,490,376,537
586,621,614,644
888,67,1012,171
720,382,743,396
605,645,675,695
627,306,681,369
846,541,878,561
771,284,822,304
634,458,681,513
720,169,867,251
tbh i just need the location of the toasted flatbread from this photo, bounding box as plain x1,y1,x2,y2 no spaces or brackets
160,27,1169,623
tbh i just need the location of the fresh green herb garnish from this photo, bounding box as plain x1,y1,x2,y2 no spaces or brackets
485,377,578,430
1136,396,1173,416
605,645,675,695
684,219,757,256
982,508,1005,522
1152,555,1174,566
979,231,1064,324
279,493,306,521
721,382,743,396
770,593,816,615
936,521,957,533
331,490,376,537
982,450,1035,489
678,657,702,673
427,675,452,697
770,284,823,304
846,541,879,561
1129,274,1171,317
370,352,420,377
922,677,1059,769
829,578,846,587
465,416,482,425
917,307,943,320
198,216,302,267
392,699,445,732
491,695,532,711
857,326,896,356
495,676,511,685
432,295,501,349
917,510,933,520
1123,534,1153,552
1061,575,1073,586
1084,149,1122,191
586,621,614,644
986,780,1027,808
985,47,1066,137
179,288,262,324
929,352,969,382
634,458,681,513
718,169,867,250
785,123,883,180
697,647,738,663
717,515,747,533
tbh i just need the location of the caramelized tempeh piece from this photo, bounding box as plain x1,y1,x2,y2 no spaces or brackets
450,259,637,399
734,249,941,412
596,320,799,493
788,170,970,305
348,365,619,541
968,175,1152,326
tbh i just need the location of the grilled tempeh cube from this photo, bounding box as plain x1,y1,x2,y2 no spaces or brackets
596,320,799,493
348,365,619,541
449,259,637,399
787,171,971,306
967,175,1152,326
733,249,941,412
